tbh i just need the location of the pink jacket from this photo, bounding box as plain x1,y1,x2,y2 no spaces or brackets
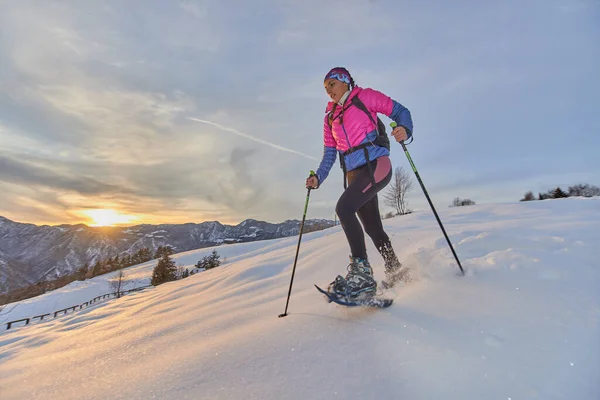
323,86,395,152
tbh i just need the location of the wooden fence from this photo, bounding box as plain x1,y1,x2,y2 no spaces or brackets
4,285,152,330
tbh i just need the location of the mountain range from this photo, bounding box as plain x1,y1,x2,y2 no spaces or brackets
0,216,334,295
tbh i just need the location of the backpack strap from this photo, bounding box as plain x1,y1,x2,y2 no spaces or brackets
327,94,386,189
352,95,414,145
350,95,391,150
350,96,382,136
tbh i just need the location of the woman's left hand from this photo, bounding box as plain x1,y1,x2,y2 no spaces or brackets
391,126,408,143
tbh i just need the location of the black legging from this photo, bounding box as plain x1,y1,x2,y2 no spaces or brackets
335,156,393,260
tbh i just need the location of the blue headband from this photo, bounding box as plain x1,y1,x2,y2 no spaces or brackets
324,68,351,85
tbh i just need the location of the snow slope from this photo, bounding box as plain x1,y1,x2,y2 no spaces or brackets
1,198,599,399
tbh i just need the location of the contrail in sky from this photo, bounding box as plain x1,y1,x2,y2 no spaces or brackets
187,117,318,161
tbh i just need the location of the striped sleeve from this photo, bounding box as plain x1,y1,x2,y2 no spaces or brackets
390,100,413,138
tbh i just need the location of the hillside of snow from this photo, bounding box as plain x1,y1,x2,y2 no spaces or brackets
1,198,599,399
0,216,334,295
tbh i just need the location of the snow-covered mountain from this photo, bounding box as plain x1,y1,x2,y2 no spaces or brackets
0,216,334,294
0,198,598,399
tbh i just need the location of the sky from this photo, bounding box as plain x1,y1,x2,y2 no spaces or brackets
0,0,599,227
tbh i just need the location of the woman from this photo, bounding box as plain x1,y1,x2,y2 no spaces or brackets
306,67,413,299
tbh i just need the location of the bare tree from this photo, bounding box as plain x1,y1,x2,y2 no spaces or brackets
568,183,600,197
109,270,129,298
382,166,414,215
451,197,476,207
520,191,535,201
177,264,191,279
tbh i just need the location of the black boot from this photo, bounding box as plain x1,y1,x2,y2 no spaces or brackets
379,241,402,271
378,241,410,288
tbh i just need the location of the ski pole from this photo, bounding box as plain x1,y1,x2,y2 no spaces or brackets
391,122,465,275
278,172,314,318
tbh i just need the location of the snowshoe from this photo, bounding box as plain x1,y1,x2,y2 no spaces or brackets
328,256,377,299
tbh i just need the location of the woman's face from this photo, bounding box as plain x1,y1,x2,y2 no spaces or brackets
324,78,349,103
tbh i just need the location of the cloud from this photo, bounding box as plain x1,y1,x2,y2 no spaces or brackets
0,153,132,196
39,86,196,161
0,0,598,226
187,117,317,160
0,182,73,225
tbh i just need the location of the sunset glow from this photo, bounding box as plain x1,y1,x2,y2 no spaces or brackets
83,209,140,227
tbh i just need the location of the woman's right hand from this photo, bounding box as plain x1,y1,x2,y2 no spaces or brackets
306,175,319,189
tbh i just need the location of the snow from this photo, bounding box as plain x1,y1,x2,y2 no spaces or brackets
0,198,599,399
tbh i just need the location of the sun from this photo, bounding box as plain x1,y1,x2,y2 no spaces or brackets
83,209,139,227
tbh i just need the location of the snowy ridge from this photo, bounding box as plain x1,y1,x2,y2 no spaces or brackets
0,217,334,294
0,198,598,399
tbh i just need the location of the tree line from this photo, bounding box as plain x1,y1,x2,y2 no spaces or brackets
0,246,176,306
520,183,600,201
378,170,599,220
381,166,477,219
151,250,223,286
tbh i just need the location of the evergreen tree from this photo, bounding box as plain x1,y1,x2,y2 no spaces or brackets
154,246,164,259
77,263,89,280
154,245,174,259
92,260,103,277
151,253,177,286
131,248,142,264
538,192,551,200
104,256,114,272
196,250,222,270
112,254,121,271
121,253,131,267
552,187,569,198
140,247,153,263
